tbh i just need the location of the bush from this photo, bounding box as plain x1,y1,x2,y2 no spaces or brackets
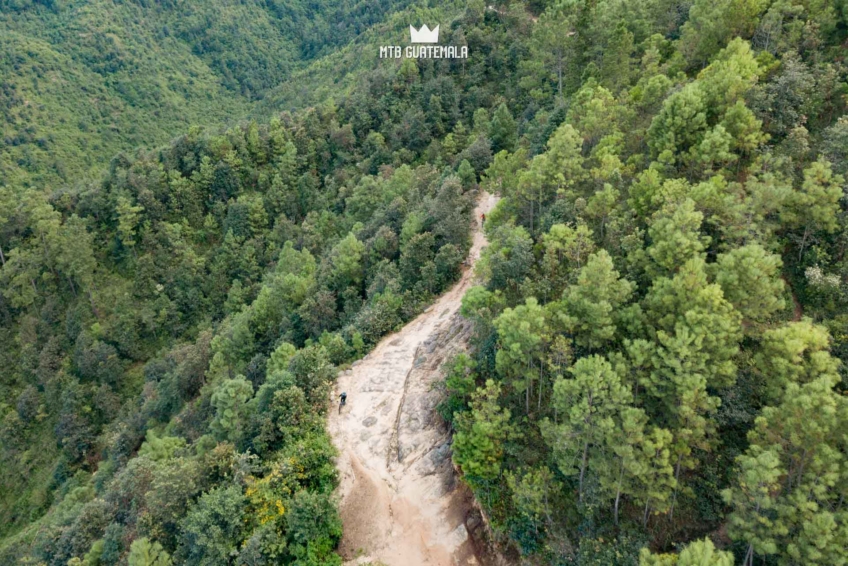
177,485,246,566
285,490,343,565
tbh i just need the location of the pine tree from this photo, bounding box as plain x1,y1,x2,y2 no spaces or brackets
116,195,145,252
600,21,634,92
646,198,709,277
542,122,587,197
211,376,255,443
724,376,848,566
506,466,557,537
453,380,514,501
556,249,634,350
543,355,632,502
489,103,518,153
648,84,709,165
494,297,550,413
711,243,785,325
540,223,596,299
754,319,840,402
599,407,675,525
781,159,844,261
531,8,577,97
643,257,742,390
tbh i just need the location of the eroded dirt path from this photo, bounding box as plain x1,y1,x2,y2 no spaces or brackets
329,192,498,566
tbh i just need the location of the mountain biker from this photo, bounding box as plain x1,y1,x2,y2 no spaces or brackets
340,392,347,406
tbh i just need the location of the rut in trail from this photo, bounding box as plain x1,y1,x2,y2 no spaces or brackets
328,192,499,566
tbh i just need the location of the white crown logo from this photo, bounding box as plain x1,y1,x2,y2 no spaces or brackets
410,24,439,44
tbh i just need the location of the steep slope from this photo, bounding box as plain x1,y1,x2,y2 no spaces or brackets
255,0,466,112
0,0,417,188
0,5,528,559
329,192,498,565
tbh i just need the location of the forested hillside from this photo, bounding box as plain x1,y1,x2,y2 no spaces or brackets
0,0,421,189
0,3,520,563
1,0,848,565
442,1,848,565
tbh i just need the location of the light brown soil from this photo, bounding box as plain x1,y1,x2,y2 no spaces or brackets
329,192,498,566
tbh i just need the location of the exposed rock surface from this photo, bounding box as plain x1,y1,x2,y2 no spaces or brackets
328,193,500,566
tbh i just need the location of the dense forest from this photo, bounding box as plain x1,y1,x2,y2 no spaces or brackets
1,0,847,565
0,2,507,563
0,0,430,189
443,1,848,565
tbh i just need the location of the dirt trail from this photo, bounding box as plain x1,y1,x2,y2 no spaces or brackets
329,192,499,566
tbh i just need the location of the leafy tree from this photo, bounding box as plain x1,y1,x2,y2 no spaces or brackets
399,232,436,293
288,345,335,408
749,52,815,138
481,224,534,300
437,353,478,426
74,333,123,386
178,485,247,566
640,538,733,565
128,537,172,566
822,116,848,176
285,490,342,565
458,135,494,175
460,285,506,348
143,458,203,551
138,431,187,461
323,232,365,294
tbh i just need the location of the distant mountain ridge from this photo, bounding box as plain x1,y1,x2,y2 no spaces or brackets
0,0,419,189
